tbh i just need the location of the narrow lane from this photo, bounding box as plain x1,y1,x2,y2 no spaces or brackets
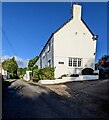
2,79,104,118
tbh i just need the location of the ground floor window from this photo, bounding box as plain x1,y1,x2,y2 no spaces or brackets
68,58,82,67
48,60,51,67
68,58,72,67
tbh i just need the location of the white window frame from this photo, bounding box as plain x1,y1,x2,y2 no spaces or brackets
68,58,72,67
68,58,82,68
78,58,82,67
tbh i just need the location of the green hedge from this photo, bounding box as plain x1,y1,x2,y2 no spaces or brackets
33,67,54,82
38,67,54,80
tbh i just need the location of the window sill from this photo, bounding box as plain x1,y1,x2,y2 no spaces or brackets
67,67,83,69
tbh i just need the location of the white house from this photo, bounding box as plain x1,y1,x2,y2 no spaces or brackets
35,3,98,78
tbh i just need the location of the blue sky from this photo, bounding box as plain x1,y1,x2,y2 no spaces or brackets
2,2,107,67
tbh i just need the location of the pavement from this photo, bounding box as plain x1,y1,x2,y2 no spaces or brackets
2,79,108,119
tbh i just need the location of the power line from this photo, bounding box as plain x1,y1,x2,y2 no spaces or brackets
2,28,18,56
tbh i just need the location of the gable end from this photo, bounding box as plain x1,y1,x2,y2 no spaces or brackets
81,18,94,36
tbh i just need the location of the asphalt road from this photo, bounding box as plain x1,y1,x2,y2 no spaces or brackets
2,79,107,119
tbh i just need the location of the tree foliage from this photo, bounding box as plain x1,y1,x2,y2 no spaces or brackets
2,57,18,78
17,68,26,78
96,55,109,68
32,65,39,81
28,56,39,70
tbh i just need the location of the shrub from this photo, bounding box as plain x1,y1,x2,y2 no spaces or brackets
38,67,54,80
58,74,68,79
33,68,40,82
70,74,79,77
82,68,94,75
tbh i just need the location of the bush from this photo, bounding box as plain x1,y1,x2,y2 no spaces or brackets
70,74,79,77
38,67,54,80
33,68,40,82
82,68,94,75
58,74,68,79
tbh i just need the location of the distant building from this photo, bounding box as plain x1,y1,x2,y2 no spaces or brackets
23,71,32,81
0,62,10,79
35,3,98,78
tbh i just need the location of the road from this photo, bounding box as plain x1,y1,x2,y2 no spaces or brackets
2,79,108,119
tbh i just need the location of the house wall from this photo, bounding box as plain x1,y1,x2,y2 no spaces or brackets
36,4,97,79
54,18,96,78
35,36,54,68
35,57,40,68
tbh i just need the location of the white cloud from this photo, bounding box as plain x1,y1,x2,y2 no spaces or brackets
2,55,29,68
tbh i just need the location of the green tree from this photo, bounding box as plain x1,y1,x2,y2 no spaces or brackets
96,55,109,68
28,56,39,70
2,57,18,78
32,65,39,81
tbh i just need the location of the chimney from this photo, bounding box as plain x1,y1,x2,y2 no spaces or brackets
72,3,82,19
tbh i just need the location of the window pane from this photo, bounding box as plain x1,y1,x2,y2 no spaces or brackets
78,59,81,67
73,58,77,67
68,58,72,66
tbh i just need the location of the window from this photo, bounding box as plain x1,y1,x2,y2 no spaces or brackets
73,58,77,67
43,56,45,59
68,58,72,67
58,62,64,64
68,58,82,67
48,60,51,67
42,53,45,59
75,32,78,35
78,58,82,67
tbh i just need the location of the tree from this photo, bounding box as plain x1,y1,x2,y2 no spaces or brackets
32,65,39,81
17,67,29,79
28,56,39,70
2,57,18,78
96,55,109,68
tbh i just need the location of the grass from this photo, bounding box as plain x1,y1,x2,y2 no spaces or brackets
3,79,10,82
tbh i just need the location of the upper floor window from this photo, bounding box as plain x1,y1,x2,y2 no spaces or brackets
68,58,82,67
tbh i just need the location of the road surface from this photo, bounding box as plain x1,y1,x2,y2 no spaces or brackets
2,79,108,119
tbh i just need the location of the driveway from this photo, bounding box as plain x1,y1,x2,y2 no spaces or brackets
2,79,108,119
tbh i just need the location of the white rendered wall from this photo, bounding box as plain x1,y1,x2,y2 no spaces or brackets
38,75,99,85
35,4,97,79
36,36,54,68
35,57,40,69
54,18,96,78
1,69,7,76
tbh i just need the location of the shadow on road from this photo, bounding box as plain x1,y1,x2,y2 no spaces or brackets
2,80,109,119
